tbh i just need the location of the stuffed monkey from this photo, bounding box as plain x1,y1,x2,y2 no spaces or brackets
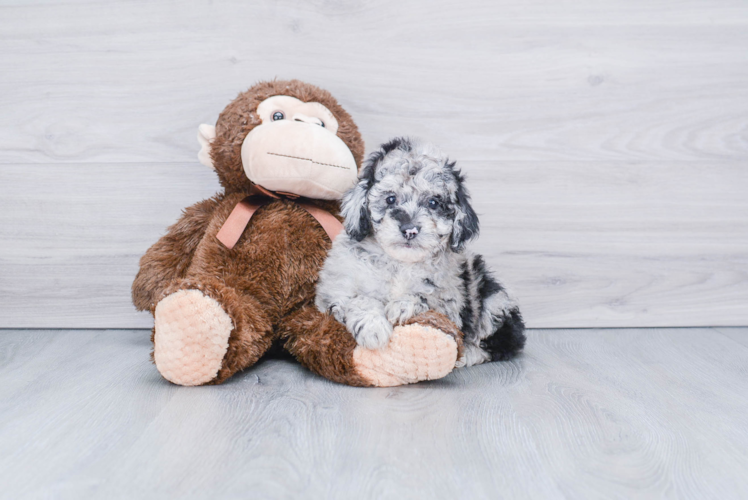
132,80,464,387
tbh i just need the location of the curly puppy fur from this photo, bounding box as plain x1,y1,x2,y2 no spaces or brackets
316,138,526,367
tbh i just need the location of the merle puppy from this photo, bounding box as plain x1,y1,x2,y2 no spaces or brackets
315,138,525,367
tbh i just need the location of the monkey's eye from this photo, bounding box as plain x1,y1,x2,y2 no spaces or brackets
428,198,439,209
272,111,285,121
386,195,396,205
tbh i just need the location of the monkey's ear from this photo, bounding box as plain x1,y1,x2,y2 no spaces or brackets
450,168,479,251
341,157,378,241
197,124,216,169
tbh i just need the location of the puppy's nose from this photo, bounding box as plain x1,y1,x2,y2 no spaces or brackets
400,223,420,240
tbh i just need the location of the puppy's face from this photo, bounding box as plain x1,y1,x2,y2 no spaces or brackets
342,138,479,263
367,151,456,262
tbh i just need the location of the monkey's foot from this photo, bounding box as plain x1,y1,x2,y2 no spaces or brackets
353,311,464,387
153,289,233,386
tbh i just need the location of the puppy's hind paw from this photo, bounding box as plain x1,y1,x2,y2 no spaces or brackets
351,314,393,350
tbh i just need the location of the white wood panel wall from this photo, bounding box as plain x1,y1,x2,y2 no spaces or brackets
1,0,746,328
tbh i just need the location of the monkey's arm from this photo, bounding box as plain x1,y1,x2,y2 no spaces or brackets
132,196,221,311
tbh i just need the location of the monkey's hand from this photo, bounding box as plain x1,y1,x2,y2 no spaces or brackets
385,295,429,325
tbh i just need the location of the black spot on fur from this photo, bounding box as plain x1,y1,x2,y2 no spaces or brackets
381,137,412,154
480,309,526,361
390,207,411,225
347,148,382,242
458,262,476,338
419,193,452,218
359,153,379,189
366,138,412,171
448,164,479,251
473,255,503,300
350,206,371,242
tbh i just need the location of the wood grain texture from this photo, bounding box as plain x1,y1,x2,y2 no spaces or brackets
1,0,747,164
1,0,747,329
713,327,748,349
0,164,220,329
2,161,746,328
1,328,747,499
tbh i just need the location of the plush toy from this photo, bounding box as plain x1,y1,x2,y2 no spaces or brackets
132,80,464,387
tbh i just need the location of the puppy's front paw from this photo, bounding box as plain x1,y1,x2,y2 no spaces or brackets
350,314,393,350
328,304,346,324
385,296,428,325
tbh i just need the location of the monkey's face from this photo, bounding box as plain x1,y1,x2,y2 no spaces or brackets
198,91,359,200
240,96,358,199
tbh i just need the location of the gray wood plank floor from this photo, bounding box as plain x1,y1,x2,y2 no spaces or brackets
1,328,747,499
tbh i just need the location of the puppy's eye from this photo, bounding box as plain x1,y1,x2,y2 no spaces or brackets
319,121,325,128
272,111,285,121
428,198,439,209
386,195,396,205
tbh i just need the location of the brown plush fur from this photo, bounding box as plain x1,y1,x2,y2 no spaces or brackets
132,80,459,386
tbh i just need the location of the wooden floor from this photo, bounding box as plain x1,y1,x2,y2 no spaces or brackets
1,328,746,499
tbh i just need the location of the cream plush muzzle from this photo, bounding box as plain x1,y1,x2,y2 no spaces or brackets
241,118,358,200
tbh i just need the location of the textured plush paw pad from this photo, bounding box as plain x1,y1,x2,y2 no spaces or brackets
153,290,233,386
353,324,459,387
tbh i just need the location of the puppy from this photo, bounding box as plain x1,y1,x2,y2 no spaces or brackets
315,138,525,367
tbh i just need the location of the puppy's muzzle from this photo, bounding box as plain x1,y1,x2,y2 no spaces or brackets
400,222,420,241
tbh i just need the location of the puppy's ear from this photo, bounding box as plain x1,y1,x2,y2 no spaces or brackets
449,163,479,251
341,154,379,241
